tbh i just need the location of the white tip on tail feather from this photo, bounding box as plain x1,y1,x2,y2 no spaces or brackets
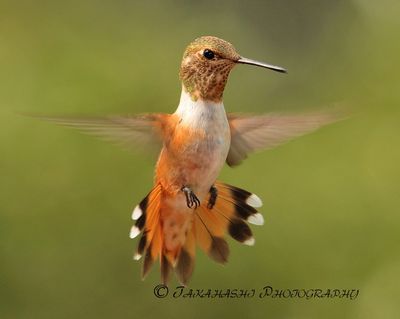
129,225,141,239
244,237,255,246
246,194,263,208
131,205,142,220
133,253,142,261
247,213,264,226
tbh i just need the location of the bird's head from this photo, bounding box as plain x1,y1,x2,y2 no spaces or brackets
179,36,286,102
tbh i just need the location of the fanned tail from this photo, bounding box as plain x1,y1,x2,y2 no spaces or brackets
193,181,264,265
129,181,264,285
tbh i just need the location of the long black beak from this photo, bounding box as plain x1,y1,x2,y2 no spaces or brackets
237,57,287,73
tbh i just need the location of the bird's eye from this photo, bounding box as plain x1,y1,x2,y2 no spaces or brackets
203,49,215,60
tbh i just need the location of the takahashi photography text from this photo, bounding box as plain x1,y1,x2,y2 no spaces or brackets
153,285,360,300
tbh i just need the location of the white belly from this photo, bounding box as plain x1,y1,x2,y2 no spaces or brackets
174,90,230,199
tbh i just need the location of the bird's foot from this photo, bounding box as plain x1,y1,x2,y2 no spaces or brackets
181,186,200,209
207,185,218,209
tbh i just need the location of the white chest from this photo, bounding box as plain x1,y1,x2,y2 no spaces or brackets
173,90,231,193
175,90,230,151
176,90,227,125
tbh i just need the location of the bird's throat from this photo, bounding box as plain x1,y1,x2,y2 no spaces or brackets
179,59,234,103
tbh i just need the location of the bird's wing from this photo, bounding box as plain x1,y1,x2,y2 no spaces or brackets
33,114,169,153
227,112,341,166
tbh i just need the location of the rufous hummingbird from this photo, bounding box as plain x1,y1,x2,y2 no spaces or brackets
37,36,339,285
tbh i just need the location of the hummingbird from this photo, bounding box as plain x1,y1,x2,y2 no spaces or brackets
38,36,339,285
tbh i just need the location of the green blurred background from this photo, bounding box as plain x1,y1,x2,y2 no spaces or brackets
1,0,399,318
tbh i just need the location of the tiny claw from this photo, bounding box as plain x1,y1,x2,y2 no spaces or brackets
182,186,200,209
192,193,200,209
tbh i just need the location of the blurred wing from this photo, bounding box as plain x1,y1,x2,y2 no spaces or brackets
227,112,341,166
34,114,168,153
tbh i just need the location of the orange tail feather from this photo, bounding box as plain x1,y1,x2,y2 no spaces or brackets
130,181,264,285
